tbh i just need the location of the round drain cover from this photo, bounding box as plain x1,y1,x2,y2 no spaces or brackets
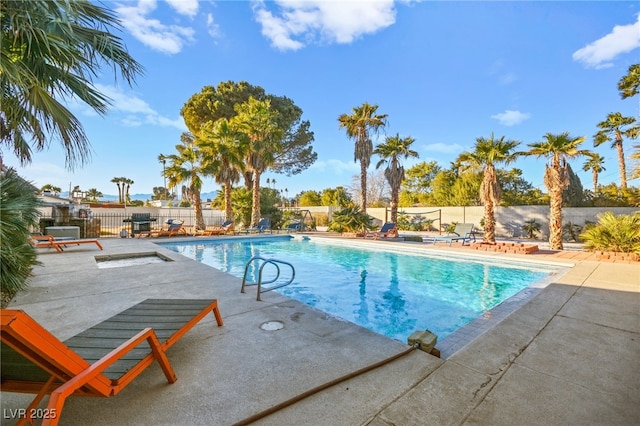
260,321,284,331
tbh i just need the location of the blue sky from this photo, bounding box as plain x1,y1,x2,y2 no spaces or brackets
6,0,640,199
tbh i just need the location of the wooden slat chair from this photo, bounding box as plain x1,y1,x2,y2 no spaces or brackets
30,235,103,252
1,299,223,426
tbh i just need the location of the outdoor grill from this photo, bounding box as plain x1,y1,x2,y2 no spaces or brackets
123,213,157,237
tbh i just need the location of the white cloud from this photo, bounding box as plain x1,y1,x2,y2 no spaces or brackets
94,84,187,131
573,14,640,69
491,110,531,126
421,142,464,155
252,0,397,51
166,0,199,17
115,0,196,54
207,13,221,38
310,159,360,174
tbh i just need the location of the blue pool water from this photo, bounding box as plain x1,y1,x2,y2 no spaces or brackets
161,236,558,342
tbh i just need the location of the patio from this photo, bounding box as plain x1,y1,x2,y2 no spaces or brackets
2,235,638,425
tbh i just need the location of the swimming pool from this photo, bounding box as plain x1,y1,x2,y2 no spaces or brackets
161,236,560,342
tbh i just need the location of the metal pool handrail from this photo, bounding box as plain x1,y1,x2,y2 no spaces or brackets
240,256,296,301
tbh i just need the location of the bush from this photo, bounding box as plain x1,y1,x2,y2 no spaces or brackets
1,169,42,306
580,212,640,254
522,219,541,239
328,206,375,233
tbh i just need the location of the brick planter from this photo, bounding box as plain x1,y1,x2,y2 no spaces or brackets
594,251,640,262
469,241,539,255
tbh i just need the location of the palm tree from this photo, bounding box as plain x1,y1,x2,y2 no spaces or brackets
85,188,103,203
165,133,216,230
523,132,589,250
582,152,606,194
1,169,41,305
110,177,124,203
40,184,61,196
618,64,640,100
373,134,419,224
338,103,388,212
457,134,519,243
122,178,134,204
232,98,282,227
594,112,639,190
0,0,143,170
200,118,245,222
158,154,168,199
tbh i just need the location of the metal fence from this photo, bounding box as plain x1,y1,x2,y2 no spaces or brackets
37,209,227,238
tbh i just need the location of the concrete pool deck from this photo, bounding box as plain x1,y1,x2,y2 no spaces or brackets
2,234,639,425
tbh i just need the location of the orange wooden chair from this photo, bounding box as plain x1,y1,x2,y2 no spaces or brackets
1,299,223,426
30,235,103,252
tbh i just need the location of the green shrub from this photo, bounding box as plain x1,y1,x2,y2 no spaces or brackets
522,219,541,239
580,212,640,253
0,169,42,306
328,206,375,233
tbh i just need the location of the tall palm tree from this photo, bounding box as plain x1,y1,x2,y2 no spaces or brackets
200,118,245,222
338,103,388,212
165,133,216,230
0,0,143,170
523,132,589,250
122,178,134,204
373,134,419,224
110,177,124,203
158,154,168,199
457,134,519,243
232,98,282,227
594,112,639,190
582,152,606,195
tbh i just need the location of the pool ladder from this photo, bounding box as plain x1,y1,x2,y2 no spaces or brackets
241,256,296,301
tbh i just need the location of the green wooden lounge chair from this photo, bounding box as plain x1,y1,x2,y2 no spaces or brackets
1,299,223,426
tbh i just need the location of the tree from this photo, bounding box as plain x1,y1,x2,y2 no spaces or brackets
165,133,216,230
181,81,316,185
618,64,640,100
348,170,390,208
110,177,124,204
298,191,322,206
0,0,143,170
122,178,134,204
231,98,282,227
373,134,419,223
594,112,639,190
200,118,245,222
321,187,352,207
158,154,168,199
40,184,61,196
151,187,172,201
522,132,589,250
400,161,442,205
338,102,388,212
457,134,519,243
632,144,640,181
582,152,606,194
497,168,546,206
562,163,584,207
85,188,102,202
